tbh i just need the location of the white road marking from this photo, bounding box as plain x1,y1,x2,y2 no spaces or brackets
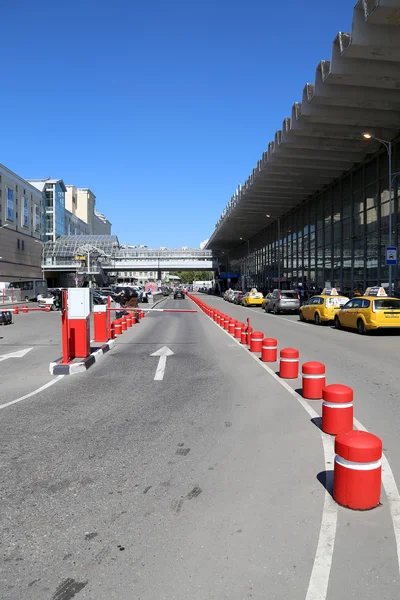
0,375,64,410
151,346,174,381
354,418,400,575
0,347,33,362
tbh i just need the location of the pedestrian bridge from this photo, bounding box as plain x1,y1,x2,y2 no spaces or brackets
42,236,218,273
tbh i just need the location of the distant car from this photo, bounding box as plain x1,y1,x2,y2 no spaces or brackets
234,291,245,305
261,293,273,310
266,290,300,314
241,290,264,307
174,289,185,299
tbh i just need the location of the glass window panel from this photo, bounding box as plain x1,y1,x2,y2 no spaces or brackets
353,168,363,192
333,184,341,212
343,218,352,240
333,219,341,243
353,189,364,214
366,182,378,209
353,212,365,236
366,207,378,233
342,175,351,197
316,195,323,230
325,225,332,246
343,196,351,219
379,151,389,178
366,158,377,185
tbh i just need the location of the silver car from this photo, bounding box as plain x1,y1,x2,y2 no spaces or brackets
266,289,300,314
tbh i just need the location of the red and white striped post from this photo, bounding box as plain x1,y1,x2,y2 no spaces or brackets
302,362,326,399
279,348,299,379
261,338,278,362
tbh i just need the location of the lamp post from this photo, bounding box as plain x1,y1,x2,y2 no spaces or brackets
239,237,250,288
363,133,394,295
266,215,281,289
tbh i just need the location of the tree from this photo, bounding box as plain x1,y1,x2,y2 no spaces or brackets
170,271,214,284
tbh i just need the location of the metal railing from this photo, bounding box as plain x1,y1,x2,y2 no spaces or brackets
0,288,23,304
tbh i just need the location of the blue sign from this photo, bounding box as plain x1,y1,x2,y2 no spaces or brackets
220,272,241,279
386,247,397,266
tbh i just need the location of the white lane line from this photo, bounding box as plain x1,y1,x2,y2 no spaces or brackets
154,356,167,380
354,418,400,575
0,375,64,410
202,309,337,600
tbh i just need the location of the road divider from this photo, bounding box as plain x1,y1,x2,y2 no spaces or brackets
279,347,299,379
261,338,278,363
249,331,264,353
322,384,354,435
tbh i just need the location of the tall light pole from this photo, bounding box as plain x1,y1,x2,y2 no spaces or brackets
363,133,394,295
266,215,281,289
239,237,250,288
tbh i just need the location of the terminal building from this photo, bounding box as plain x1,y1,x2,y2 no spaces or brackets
206,1,400,297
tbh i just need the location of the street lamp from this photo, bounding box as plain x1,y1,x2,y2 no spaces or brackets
266,215,281,289
363,133,394,295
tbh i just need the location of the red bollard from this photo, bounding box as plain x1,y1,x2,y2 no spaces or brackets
22,305,29,313
240,327,247,344
250,331,264,353
110,322,116,339
213,311,218,323
14,306,19,315
121,316,127,331
224,316,230,331
302,362,326,399
234,322,243,340
246,326,253,346
261,338,278,362
322,384,354,435
228,319,236,335
126,314,132,327
279,348,299,379
131,313,137,324
45,305,51,312
333,430,382,510
114,320,122,336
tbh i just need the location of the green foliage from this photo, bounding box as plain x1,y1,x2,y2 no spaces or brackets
170,271,214,284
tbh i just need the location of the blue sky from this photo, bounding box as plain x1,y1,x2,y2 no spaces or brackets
1,0,355,248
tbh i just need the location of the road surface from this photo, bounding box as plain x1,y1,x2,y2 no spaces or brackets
0,295,399,599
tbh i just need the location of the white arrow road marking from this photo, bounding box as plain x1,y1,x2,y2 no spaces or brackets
0,348,33,362
150,346,174,381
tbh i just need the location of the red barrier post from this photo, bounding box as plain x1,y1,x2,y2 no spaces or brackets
234,322,243,339
322,384,354,435
61,289,70,364
261,338,278,362
14,306,19,315
333,430,382,510
94,305,108,343
250,331,264,353
240,325,247,345
121,315,127,331
114,320,122,336
107,296,112,339
22,305,29,313
302,362,326,399
126,314,132,327
228,319,236,335
279,348,299,379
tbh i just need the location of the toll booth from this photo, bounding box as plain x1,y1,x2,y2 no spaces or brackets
68,288,92,358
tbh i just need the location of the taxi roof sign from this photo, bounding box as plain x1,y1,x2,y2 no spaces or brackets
364,286,387,297
321,287,339,296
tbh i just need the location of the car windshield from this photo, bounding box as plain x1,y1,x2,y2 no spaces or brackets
373,299,400,310
282,292,298,299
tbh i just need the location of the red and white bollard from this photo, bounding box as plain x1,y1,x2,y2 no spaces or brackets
126,314,132,327
131,312,137,324
121,315,127,331
246,326,253,347
14,306,19,315
234,322,243,340
261,338,277,362
322,384,353,435
249,331,264,353
279,348,299,379
114,320,122,336
22,305,29,313
224,316,230,331
333,430,382,510
302,362,326,399
228,319,236,335
240,327,247,345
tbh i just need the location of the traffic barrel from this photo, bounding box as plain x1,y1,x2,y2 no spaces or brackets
279,348,299,379
126,314,132,327
228,319,236,335
333,430,382,510
250,331,264,353
114,320,122,336
14,306,19,315
240,326,247,345
302,362,326,399
131,313,137,324
121,315,127,331
322,384,353,435
22,305,29,313
110,322,116,339
261,338,278,362
213,311,218,323
224,316,230,331
234,322,243,340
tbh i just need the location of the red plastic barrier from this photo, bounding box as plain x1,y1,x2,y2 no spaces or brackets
250,331,264,353
228,319,236,335
322,384,353,435
114,320,122,336
279,348,299,379
234,322,243,340
261,338,277,362
302,361,326,399
333,430,382,510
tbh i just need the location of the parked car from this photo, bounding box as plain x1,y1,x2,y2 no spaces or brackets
241,290,264,307
261,293,273,310
233,291,245,305
299,288,349,325
174,289,185,299
265,290,300,314
334,286,400,334
227,290,237,303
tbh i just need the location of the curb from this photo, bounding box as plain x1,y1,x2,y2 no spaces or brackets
49,339,116,375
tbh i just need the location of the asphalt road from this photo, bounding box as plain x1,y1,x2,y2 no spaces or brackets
0,295,399,599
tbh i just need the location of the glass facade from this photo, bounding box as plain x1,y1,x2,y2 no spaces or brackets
54,182,65,239
230,136,400,296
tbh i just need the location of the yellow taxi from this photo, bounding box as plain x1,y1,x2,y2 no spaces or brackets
299,288,349,325
241,289,264,307
334,287,400,334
